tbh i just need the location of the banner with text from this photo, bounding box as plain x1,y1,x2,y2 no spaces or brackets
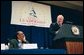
11,1,52,28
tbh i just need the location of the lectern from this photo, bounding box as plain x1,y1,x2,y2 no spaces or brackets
52,24,83,54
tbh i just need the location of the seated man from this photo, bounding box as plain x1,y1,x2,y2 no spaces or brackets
9,31,29,49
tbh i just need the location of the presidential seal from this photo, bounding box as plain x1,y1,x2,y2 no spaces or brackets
71,25,80,35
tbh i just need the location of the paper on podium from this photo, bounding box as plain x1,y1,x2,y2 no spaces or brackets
22,43,38,49
1,44,6,50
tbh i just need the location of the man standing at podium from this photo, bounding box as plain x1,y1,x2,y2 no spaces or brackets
49,15,64,48
50,14,64,35
9,31,28,49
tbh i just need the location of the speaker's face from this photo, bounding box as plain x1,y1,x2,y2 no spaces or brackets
57,15,64,25
57,18,64,26
58,18,64,24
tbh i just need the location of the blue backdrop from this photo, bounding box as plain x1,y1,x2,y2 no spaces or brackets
1,1,83,48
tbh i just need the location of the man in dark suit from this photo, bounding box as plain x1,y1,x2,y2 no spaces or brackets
50,15,64,35
9,31,28,49
49,15,64,48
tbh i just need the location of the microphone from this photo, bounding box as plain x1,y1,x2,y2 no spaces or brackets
65,21,73,24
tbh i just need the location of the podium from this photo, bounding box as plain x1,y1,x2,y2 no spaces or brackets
52,24,83,54
66,41,83,54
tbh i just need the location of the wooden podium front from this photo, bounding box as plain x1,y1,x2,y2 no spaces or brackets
51,24,83,54
66,41,83,54
52,38,83,54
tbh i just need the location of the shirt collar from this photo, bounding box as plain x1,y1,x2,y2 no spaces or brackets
18,39,22,43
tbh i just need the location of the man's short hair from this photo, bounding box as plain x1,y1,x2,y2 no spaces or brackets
57,15,64,20
17,31,23,34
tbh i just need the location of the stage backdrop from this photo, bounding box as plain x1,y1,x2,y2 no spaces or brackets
11,1,52,28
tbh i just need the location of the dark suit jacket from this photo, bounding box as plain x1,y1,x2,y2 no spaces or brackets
50,23,60,34
9,39,19,49
9,39,28,49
